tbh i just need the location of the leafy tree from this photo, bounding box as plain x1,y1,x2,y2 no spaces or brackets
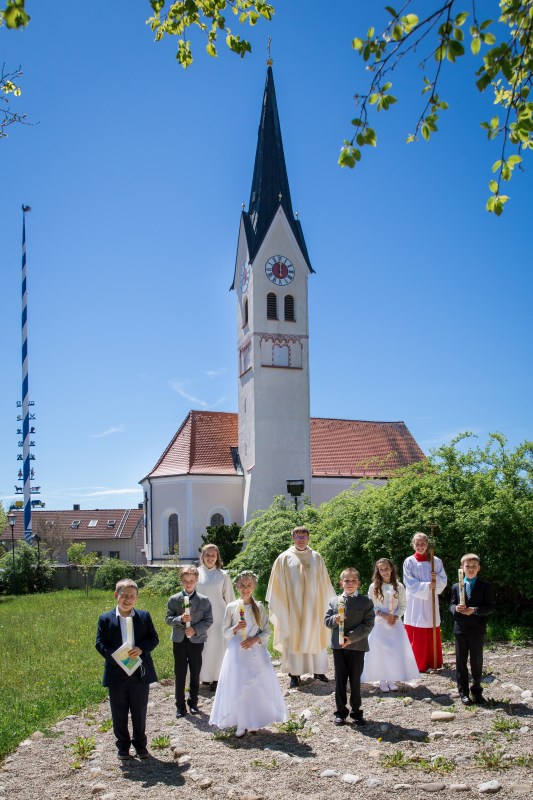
67,541,101,596
201,522,244,566
0,540,54,594
33,516,70,561
339,1,533,215
228,496,319,598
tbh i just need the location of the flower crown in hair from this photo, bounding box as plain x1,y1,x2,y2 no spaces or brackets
234,570,259,584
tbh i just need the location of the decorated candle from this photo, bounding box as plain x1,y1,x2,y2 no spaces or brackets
388,587,395,614
125,616,133,646
183,593,191,629
338,596,345,643
458,568,466,605
239,601,247,641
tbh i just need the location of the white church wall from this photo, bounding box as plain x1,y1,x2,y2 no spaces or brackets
311,477,388,506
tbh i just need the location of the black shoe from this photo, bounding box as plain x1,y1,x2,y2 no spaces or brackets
188,703,200,715
289,675,301,688
334,715,346,726
472,695,486,705
314,673,329,683
118,750,132,760
460,695,472,706
136,749,150,759
350,710,366,725
209,681,218,692
176,707,187,718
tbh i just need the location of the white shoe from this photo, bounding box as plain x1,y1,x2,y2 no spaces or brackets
235,728,246,738
380,681,390,693
388,682,398,691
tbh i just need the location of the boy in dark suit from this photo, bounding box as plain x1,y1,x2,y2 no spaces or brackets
450,553,494,705
95,578,159,760
166,565,213,717
324,568,375,726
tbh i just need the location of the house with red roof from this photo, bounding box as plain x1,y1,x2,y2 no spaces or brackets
140,64,424,563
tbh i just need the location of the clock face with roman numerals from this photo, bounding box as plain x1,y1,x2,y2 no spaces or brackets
265,255,295,286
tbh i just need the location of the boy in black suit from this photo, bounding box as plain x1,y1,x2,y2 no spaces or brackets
324,568,375,726
96,579,159,760
450,553,494,705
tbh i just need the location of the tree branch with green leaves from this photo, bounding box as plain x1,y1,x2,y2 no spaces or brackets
339,1,533,215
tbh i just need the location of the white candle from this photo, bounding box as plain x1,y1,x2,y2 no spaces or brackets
338,596,345,643
458,568,465,605
239,601,247,641
125,616,133,647
183,593,191,629
388,587,395,614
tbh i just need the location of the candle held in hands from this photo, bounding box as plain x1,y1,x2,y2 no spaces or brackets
239,601,247,641
338,597,345,643
126,616,133,647
388,588,395,614
183,592,191,629
458,568,465,606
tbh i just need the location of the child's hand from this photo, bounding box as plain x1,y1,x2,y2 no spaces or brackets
430,570,437,588
341,635,351,648
185,626,196,638
233,621,246,635
182,611,191,623
335,613,341,625
456,604,474,615
241,636,259,650
128,647,142,658
384,613,397,625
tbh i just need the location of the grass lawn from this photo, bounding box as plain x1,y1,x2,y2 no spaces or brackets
0,590,175,760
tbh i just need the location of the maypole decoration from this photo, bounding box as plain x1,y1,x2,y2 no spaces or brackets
21,204,33,543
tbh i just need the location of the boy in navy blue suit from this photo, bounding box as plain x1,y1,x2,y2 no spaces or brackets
450,554,494,706
96,579,159,760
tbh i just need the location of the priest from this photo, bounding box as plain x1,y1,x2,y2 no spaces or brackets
266,526,335,688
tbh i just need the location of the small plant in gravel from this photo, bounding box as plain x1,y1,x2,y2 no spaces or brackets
67,735,96,768
381,750,411,769
212,728,237,740
151,734,171,750
97,718,113,733
515,753,533,767
444,704,456,713
492,718,520,733
251,757,279,769
415,756,455,775
475,746,509,770
275,714,306,734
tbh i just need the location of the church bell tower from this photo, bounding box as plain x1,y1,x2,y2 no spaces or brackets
231,62,314,521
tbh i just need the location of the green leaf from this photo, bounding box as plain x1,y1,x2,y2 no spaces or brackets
481,32,496,45
392,23,403,41
435,45,446,62
364,127,377,146
489,179,498,193
455,12,468,25
507,155,522,166
421,124,430,140
206,42,217,57
368,93,379,105
471,36,481,55
492,160,502,173
480,19,493,30
352,37,364,51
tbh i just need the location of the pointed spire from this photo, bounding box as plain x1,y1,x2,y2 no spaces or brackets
244,66,313,271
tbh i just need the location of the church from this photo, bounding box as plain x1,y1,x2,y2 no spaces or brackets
140,64,424,564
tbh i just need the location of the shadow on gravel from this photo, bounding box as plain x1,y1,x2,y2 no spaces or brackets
349,720,428,743
118,755,188,788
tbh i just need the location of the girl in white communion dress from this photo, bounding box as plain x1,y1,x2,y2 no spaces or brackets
361,558,420,692
209,571,287,738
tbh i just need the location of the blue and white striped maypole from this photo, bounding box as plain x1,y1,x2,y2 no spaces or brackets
21,204,33,543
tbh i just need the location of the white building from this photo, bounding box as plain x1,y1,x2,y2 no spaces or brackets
140,65,424,563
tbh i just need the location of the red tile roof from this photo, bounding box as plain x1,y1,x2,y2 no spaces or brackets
143,411,424,480
1,508,143,542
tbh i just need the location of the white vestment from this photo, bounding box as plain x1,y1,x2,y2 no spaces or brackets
403,555,447,628
266,545,335,676
197,566,235,682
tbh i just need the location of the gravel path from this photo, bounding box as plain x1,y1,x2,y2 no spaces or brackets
2,643,532,800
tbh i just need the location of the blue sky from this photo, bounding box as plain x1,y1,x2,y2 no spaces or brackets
1,2,531,512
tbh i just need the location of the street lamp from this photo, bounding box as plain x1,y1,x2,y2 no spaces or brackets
7,512,16,594
286,479,305,511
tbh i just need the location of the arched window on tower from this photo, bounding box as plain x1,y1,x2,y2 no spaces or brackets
284,295,295,321
244,298,248,326
168,514,179,556
210,512,224,527
267,292,278,320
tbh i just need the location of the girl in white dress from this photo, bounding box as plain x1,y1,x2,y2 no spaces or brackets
361,558,419,692
209,571,288,738
198,544,235,691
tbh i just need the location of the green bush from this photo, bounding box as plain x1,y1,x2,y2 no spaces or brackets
0,541,54,594
93,558,136,590
143,566,181,597
201,522,244,566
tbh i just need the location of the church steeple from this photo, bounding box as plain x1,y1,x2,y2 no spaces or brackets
243,66,313,272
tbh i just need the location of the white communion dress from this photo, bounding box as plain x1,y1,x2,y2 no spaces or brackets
361,581,420,683
209,600,288,731
197,566,235,683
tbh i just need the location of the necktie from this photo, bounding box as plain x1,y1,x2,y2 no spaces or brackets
465,580,472,600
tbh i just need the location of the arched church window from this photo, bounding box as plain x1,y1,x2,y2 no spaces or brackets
244,299,249,326
168,513,179,556
273,344,290,367
284,295,295,321
210,512,224,527
267,292,278,320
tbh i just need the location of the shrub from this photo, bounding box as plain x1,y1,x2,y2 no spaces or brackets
201,523,244,566
0,541,54,594
93,558,136,590
143,567,181,596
